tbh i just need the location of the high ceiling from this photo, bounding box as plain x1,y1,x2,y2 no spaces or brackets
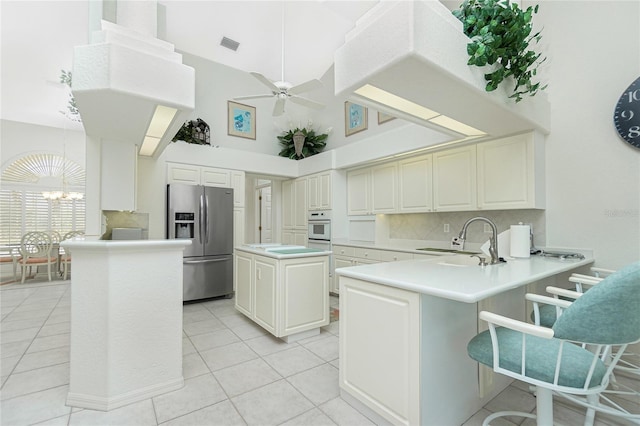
0,1,381,132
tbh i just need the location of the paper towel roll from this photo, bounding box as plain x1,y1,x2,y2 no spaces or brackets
510,224,530,258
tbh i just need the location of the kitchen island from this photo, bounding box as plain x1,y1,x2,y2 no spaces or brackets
234,244,331,342
336,252,594,426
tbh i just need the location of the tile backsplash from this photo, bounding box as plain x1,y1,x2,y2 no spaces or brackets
102,210,149,240
384,210,546,247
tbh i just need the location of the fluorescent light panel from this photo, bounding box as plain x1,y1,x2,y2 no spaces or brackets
354,84,486,137
140,105,178,156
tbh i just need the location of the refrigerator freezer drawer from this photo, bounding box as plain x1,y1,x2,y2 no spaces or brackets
183,255,233,301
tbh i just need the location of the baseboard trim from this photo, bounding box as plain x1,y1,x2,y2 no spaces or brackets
66,377,184,411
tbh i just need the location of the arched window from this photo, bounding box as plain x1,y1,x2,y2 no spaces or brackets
1,153,85,245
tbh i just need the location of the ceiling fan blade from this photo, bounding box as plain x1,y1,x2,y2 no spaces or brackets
233,94,273,100
250,72,280,93
272,98,286,116
288,79,323,96
289,96,325,110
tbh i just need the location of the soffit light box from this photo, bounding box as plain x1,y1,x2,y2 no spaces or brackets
353,84,486,137
334,1,550,140
140,105,178,156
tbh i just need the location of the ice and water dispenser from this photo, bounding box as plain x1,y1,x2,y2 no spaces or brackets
174,212,195,239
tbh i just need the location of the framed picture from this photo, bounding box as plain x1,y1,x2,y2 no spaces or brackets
227,101,256,139
378,111,396,125
344,101,368,136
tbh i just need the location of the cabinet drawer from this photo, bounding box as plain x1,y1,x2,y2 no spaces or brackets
379,250,413,262
354,247,381,261
333,245,355,257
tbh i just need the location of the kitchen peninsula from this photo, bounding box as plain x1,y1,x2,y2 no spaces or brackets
234,244,331,342
336,252,594,426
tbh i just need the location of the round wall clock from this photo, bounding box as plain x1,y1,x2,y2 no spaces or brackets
614,76,640,149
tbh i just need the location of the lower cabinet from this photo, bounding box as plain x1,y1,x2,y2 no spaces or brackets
234,250,329,339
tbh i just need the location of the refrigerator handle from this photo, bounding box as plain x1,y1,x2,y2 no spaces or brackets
199,194,204,244
204,194,210,244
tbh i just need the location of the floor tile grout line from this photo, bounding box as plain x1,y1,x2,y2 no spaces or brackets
0,286,68,388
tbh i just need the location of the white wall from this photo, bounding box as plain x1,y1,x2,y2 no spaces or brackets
533,1,640,269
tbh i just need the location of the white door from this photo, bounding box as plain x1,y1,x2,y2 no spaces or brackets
260,187,272,243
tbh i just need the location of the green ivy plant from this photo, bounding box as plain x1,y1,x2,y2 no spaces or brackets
452,0,547,102
59,70,81,121
278,127,328,160
172,118,210,145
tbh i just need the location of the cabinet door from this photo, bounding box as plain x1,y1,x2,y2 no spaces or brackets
254,257,277,334
282,230,295,245
167,163,200,185
231,171,245,207
294,230,308,246
233,208,245,248
201,166,230,187
371,163,397,213
347,168,371,215
318,172,331,210
433,145,477,211
340,277,420,425
234,252,253,316
282,180,294,229
333,257,354,294
477,134,535,210
308,175,319,210
399,154,433,212
102,141,137,211
294,178,308,229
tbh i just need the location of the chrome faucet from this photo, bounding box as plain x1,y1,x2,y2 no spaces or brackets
458,217,500,265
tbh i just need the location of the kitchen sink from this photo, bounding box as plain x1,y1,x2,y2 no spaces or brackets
435,255,483,267
416,247,480,255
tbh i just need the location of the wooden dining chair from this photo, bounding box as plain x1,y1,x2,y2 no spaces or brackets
60,230,84,280
17,231,58,283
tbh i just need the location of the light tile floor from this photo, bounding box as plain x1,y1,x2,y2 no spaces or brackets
1,278,638,425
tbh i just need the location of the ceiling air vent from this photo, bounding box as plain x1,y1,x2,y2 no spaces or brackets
220,37,240,51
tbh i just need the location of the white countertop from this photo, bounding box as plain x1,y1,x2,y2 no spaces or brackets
235,244,331,260
61,238,192,253
336,253,594,303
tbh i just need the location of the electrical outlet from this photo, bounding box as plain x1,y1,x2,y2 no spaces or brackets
444,224,450,233
484,223,492,233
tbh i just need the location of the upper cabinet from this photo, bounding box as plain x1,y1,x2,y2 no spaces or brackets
398,154,433,213
433,145,477,212
308,171,331,211
477,132,544,210
281,177,308,243
347,164,397,215
346,131,545,215
166,163,245,207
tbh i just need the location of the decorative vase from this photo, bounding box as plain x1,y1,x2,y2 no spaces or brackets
293,131,306,159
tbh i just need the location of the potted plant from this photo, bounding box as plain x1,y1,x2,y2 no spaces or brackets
452,0,547,102
278,124,330,160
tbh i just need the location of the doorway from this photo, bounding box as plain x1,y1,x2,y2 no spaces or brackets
255,180,272,243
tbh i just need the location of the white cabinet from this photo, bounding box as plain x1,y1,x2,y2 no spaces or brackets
477,132,544,210
347,168,371,215
371,163,397,213
231,171,246,207
234,249,329,340
340,277,421,425
398,154,433,212
233,208,245,249
201,166,231,187
101,140,137,211
308,171,331,211
347,164,397,215
433,145,477,211
166,163,200,185
282,178,308,243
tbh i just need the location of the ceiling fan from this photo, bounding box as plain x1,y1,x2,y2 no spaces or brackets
234,3,325,117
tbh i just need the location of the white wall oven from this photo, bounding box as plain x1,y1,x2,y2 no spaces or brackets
308,211,331,242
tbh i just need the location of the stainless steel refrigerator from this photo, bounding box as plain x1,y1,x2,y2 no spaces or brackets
167,184,234,301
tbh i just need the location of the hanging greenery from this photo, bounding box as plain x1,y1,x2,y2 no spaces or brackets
278,127,329,160
452,0,547,102
59,70,81,121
